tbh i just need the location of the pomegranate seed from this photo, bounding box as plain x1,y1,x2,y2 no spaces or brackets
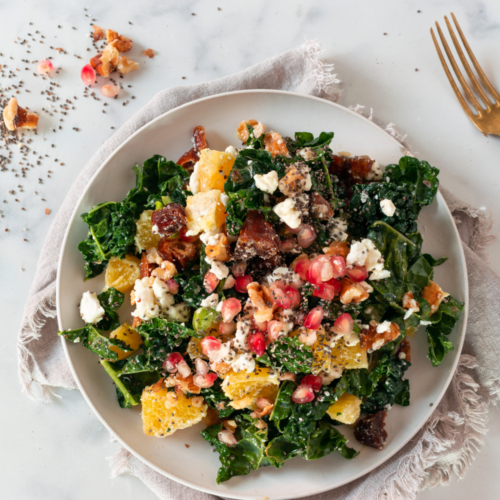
303,306,324,330
283,285,301,308
218,429,238,446
333,313,354,336
297,224,317,248
36,59,53,75
235,275,253,293
267,320,285,342
219,321,236,335
313,283,336,301
346,265,369,282
81,64,96,86
253,318,268,332
193,372,218,388
330,256,347,279
270,285,291,309
285,223,302,235
325,278,342,295
200,336,221,355
305,261,322,285
221,297,242,322
166,279,179,294
195,358,208,375
316,255,335,282
301,374,323,392
179,226,198,243
163,352,184,373
203,271,220,293
177,359,192,378
248,331,266,356
294,258,311,280
100,84,120,98
292,384,315,404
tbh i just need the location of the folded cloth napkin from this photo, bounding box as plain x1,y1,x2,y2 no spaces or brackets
18,41,500,500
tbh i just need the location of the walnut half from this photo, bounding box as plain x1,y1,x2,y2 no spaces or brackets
117,56,139,75
2,98,39,131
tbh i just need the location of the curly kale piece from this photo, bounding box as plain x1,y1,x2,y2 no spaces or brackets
95,287,124,331
200,379,235,418
264,337,313,373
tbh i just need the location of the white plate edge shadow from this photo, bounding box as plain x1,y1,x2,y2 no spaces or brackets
56,89,469,500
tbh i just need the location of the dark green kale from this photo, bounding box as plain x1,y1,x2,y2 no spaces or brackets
245,123,265,149
262,337,313,373
225,189,274,236
224,149,275,193
95,287,125,331
200,379,235,418
78,201,137,279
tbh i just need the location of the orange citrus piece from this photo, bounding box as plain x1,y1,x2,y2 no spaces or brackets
104,254,141,293
197,149,235,192
135,210,161,253
109,322,143,360
326,393,362,425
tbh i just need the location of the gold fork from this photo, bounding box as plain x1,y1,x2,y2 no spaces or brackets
431,13,500,136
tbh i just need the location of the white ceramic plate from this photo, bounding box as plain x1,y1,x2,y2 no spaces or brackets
57,90,468,500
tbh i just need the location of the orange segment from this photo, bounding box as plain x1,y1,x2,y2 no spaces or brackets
142,380,207,437
326,393,362,424
104,254,141,293
331,338,368,372
186,190,226,236
135,210,161,253
109,322,143,360
311,329,331,375
197,149,235,192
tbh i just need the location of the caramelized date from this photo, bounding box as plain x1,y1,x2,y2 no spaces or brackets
329,155,375,201
151,204,187,238
360,321,400,352
176,125,209,171
397,338,411,363
248,254,283,278
234,210,280,261
354,410,388,450
310,192,334,220
193,125,208,151
157,239,197,269
140,252,157,278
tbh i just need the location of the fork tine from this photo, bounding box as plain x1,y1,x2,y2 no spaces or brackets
430,27,476,121
435,21,483,113
451,12,500,103
444,15,492,110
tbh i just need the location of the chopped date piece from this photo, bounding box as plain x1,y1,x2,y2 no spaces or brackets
248,254,284,278
397,338,411,362
140,252,157,278
310,192,334,220
354,410,388,450
176,125,208,171
157,239,197,269
193,125,208,152
231,261,247,278
151,204,187,237
359,321,400,352
329,155,375,201
234,210,280,261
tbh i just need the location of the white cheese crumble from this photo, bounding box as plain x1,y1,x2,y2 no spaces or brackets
376,321,392,334
231,352,256,373
80,291,105,324
403,308,416,320
329,217,348,242
132,277,160,320
220,192,229,206
273,198,301,228
199,231,222,247
380,199,396,217
189,161,201,195
225,145,238,157
347,238,391,281
360,191,369,204
420,320,432,326
298,147,317,161
223,275,236,289
200,293,219,308
234,319,252,350
398,352,407,360
304,172,312,191
369,269,391,280
254,171,279,194
211,260,229,280
366,160,383,181
153,278,175,310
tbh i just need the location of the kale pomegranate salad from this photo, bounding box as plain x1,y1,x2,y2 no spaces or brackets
59,120,464,483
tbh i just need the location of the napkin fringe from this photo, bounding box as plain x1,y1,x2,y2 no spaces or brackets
109,447,136,479
381,355,488,500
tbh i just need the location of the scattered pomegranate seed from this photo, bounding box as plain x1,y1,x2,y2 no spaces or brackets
219,321,236,335
235,275,253,293
292,384,315,404
325,278,341,295
166,279,179,294
100,84,120,98
253,318,268,332
333,313,354,336
346,265,369,282
270,285,291,309
195,358,208,375
330,256,347,279
313,283,337,300
179,226,198,243
297,224,317,248
303,306,324,330
267,320,285,342
218,429,238,446
203,271,220,293
248,331,266,356
294,258,311,280
283,285,301,308
177,359,192,378
163,352,184,373
221,297,242,322
36,59,53,75
301,374,323,392
200,336,221,355
193,372,218,388
81,64,96,86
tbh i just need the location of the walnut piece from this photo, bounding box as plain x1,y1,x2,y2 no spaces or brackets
143,49,155,58
117,55,139,75
422,281,449,315
90,44,120,77
92,25,104,42
2,98,39,131
106,29,133,52
339,277,369,304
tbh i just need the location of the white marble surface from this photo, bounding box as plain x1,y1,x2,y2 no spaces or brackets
2,0,500,498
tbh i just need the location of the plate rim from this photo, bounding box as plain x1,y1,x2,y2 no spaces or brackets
56,89,469,499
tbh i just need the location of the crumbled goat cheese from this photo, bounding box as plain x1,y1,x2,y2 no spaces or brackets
153,278,175,310
404,308,416,320
298,147,317,161
132,277,160,320
152,224,159,234
254,170,279,194
80,291,105,324
380,199,396,217
231,352,256,373
273,198,302,229
200,231,222,246
225,145,238,157
220,192,229,206
376,321,392,334
344,331,360,346
304,172,312,191
266,267,300,287
146,247,163,265
398,352,407,360
207,341,233,363
347,238,391,281
369,269,391,280
234,319,252,350
223,275,236,289
420,320,432,326
366,160,383,181
360,191,369,203
211,260,229,280
216,301,223,312
330,217,348,242
189,161,201,194
200,293,219,308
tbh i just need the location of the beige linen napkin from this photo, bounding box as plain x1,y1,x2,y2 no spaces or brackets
18,41,500,500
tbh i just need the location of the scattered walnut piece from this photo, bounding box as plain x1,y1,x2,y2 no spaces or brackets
2,98,39,131
117,55,139,75
339,277,369,305
422,281,449,315
106,29,133,52
143,48,155,58
55,48,64,53
360,320,400,352
402,291,419,311
92,25,104,41
164,373,200,395
131,316,142,328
